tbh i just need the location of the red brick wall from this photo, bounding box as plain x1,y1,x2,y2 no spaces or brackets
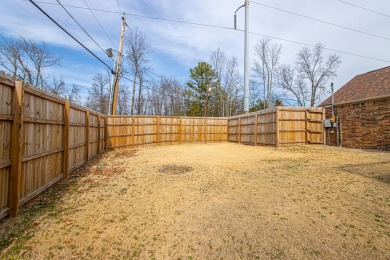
324,97,390,150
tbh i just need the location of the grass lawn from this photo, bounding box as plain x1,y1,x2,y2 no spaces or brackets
1,143,389,259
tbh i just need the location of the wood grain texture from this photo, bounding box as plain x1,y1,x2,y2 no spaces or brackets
106,116,228,149
227,107,325,147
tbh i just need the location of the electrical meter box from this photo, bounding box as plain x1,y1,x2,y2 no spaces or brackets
324,119,332,128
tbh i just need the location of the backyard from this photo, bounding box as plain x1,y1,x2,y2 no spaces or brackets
0,143,389,259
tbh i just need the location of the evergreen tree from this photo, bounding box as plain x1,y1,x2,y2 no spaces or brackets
187,62,218,117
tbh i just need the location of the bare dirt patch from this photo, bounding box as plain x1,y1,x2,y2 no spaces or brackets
1,143,389,259
159,165,193,175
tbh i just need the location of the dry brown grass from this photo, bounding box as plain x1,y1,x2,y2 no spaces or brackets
1,143,389,259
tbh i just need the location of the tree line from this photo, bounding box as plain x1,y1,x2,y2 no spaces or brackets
0,30,341,117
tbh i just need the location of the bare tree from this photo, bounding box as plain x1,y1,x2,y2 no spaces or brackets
0,37,22,78
46,77,67,96
67,84,81,104
21,38,62,88
224,56,242,116
117,84,131,114
86,72,110,113
210,48,226,83
0,37,32,82
296,43,341,107
210,48,227,116
253,38,282,108
278,64,309,107
125,27,150,115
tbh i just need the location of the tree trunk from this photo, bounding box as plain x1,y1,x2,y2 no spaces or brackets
131,73,137,115
137,73,143,115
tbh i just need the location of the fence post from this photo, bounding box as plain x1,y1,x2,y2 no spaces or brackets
132,116,135,149
305,109,308,145
227,118,230,142
275,107,280,148
238,117,241,144
10,80,24,217
64,101,70,179
254,114,258,146
322,108,326,145
178,117,182,144
97,114,101,154
156,116,160,145
104,115,108,151
85,110,89,163
204,118,207,143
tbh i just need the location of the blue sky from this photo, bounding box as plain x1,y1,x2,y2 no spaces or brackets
1,0,390,103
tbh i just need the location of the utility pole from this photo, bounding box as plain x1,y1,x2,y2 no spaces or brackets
234,0,250,113
244,0,249,113
111,15,126,115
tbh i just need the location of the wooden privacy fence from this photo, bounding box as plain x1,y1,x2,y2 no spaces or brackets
0,76,105,219
106,116,228,149
0,72,325,220
228,107,325,146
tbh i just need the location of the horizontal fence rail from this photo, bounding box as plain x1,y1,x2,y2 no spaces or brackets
0,72,325,220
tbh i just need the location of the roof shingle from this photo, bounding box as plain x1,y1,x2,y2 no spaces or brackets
319,66,390,106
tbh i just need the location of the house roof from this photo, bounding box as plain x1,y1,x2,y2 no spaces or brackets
319,66,390,106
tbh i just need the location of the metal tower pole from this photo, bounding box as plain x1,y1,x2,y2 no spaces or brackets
243,0,250,113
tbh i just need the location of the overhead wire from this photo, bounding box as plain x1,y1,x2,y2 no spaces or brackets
119,74,187,101
82,0,117,48
247,30,390,63
56,0,113,60
114,0,123,14
250,1,390,42
336,0,390,19
27,0,112,70
25,0,390,64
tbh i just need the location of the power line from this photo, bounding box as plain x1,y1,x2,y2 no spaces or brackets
82,0,116,48
27,0,112,70
251,1,390,42
25,0,390,63
120,75,187,101
336,0,390,19
56,0,111,59
247,30,390,63
114,0,123,14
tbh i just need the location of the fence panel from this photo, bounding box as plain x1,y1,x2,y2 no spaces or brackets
99,116,106,152
106,116,228,148
69,106,86,172
88,113,99,159
257,109,277,145
0,76,13,219
19,86,65,205
307,108,325,144
228,118,239,143
228,107,325,147
279,108,306,145
206,118,228,142
159,117,180,144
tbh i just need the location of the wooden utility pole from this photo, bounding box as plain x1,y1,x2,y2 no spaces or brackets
111,15,126,115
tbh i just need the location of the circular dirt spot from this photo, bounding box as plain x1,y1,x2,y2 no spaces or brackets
159,165,193,175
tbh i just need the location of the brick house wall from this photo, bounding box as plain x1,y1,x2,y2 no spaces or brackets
324,97,390,150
